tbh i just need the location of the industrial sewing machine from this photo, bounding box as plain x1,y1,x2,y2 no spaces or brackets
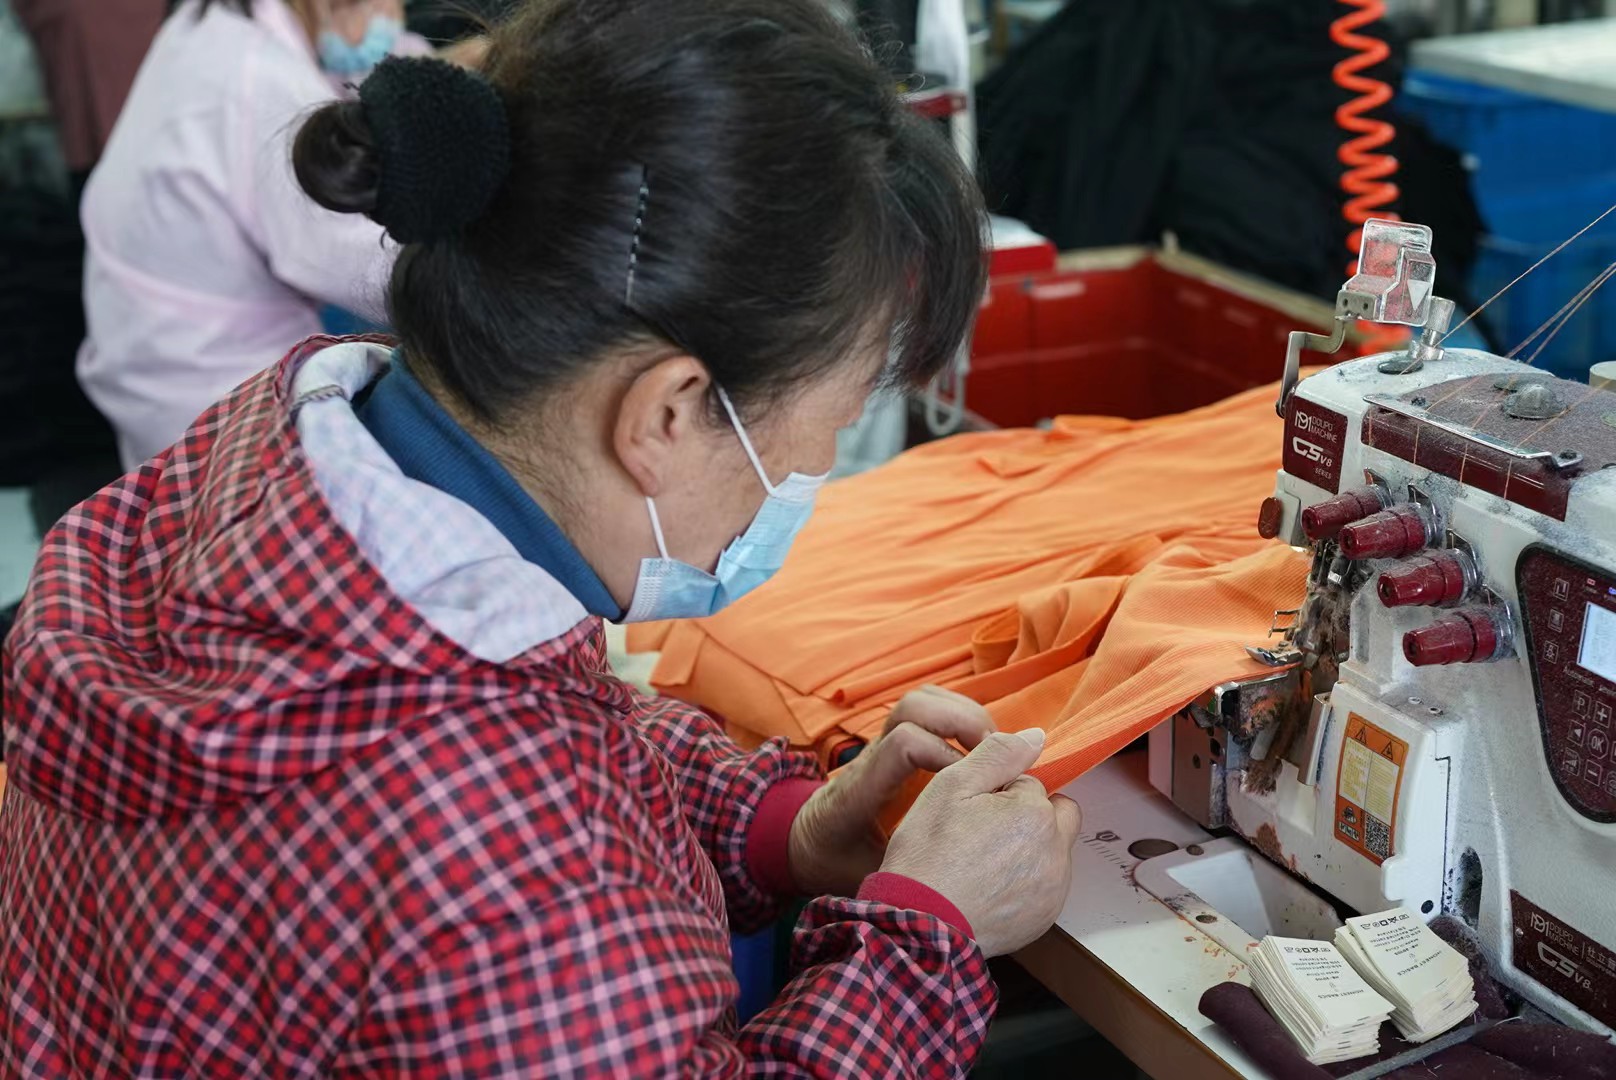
1140,219,1616,1041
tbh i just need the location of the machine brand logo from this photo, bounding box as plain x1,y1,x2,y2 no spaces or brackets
1293,410,1337,438
1291,437,1333,466
1338,822,1360,841
1291,412,1338,469
1513,892,1616,1029
1537,943,1595,991
1284,400,1348,495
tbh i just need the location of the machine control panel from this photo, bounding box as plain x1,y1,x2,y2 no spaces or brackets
1519,546,1616,822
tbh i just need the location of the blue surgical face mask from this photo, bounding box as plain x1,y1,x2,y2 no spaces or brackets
317,13,400,78
622,387,829,623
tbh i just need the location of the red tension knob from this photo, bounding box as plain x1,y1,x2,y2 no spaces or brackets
1299,486,1390,542
1377,551,1475,608
1339,505,1433,561
1404,609,1505,666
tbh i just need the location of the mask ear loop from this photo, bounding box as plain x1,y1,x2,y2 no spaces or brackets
714,386,781,497
644,497,673,559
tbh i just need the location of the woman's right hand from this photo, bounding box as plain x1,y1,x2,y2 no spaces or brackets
878,729,1082,958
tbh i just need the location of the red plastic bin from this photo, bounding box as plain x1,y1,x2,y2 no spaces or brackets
967,250,1360,427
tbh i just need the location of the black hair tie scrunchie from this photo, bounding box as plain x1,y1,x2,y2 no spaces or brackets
359,56,512,244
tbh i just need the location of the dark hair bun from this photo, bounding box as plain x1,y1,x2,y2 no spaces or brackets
293,57,511,245
293,100,380,216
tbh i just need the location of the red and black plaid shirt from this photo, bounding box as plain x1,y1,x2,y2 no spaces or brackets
0,343,996,1077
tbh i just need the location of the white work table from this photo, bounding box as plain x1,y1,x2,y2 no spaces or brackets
1412,18,1616,115
1017,750,1264,1080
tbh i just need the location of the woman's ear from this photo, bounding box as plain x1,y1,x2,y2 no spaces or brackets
612,354,712,498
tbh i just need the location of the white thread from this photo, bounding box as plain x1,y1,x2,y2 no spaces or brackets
1443,200,1616,344
1522,261,1616,367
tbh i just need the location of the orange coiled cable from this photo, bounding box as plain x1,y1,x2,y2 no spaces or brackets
1331,0,1408,354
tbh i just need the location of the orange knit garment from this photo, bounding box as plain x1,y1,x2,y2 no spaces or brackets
628,381,1310,794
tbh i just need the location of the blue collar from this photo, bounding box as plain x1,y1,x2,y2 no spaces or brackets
356,355,624,621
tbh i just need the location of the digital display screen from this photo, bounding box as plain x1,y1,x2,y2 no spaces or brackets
1581,603,1616,684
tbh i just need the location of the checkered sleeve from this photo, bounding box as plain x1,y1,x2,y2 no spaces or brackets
744,895,999,1074
341,884,997,1078
633,694,823,933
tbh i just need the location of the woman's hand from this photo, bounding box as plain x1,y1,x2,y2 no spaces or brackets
787,686,994,899
880,729,1082,957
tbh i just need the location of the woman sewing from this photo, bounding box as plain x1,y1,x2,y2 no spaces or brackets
74,0,477,470
1,0,1079,1074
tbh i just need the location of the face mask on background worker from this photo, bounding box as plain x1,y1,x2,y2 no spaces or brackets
623,386,829,622
316,0,402,78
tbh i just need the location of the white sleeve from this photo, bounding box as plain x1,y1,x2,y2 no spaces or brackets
236,42,396,321
391,30,437,58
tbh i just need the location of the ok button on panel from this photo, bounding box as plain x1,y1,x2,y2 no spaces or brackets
1591,728,1612,762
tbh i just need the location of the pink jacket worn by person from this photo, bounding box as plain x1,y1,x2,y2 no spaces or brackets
76,0,428,470
0,338,997,1078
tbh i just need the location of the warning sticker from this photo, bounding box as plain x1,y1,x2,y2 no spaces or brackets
1512,892,1616,1030
1335,714,1408,866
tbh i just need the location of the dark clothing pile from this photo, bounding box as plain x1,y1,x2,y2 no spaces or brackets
0,173,119,524
977,0,1486,329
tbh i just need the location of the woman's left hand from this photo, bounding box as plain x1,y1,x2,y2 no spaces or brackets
787,686,994,898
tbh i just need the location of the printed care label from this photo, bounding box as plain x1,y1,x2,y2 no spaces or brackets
1340,909,1463,1003
1268,940,1391,1028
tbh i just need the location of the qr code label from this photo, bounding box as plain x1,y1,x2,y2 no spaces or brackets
1365,815,1392,859
1335,714,1406,866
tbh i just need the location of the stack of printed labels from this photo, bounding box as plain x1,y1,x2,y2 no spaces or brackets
1334,908,1478,1043
1247,936,1395,1064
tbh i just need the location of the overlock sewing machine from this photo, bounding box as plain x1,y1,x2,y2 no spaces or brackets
1141,219,1616,1040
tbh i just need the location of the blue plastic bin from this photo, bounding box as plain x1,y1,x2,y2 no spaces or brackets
1397,70,1616,377
1470,180,1616,377
1399,70,1616,200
